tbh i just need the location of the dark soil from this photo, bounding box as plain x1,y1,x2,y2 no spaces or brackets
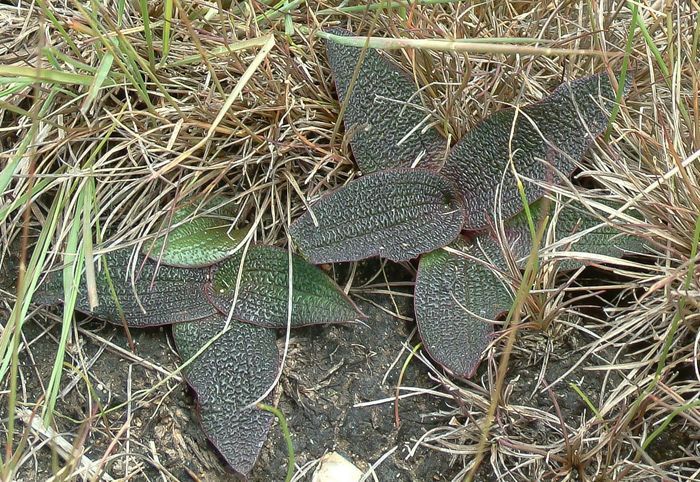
8,294,462,481
6,271,695,481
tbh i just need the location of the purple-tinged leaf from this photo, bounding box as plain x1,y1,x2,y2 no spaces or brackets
415,197,648,378
33,249,216,327
325,27,446,172
289,169,465,263
491,198,648,271
415,237,506,378
442,73,631,229
172,315,279,477
208,245,363,328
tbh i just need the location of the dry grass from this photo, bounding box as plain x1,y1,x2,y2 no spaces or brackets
0,0,698,480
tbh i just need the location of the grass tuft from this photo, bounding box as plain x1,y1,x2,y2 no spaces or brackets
0,1,698,480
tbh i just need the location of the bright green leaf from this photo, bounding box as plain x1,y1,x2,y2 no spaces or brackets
147,204,250,268
209,245,363,328
289,169,465,263
0,65,114,86
161,0,174,63
81,52,114,114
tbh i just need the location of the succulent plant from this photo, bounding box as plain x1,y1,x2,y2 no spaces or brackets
290,27,648,378
24,27,650,478
414,199,646,377
31,199,364,477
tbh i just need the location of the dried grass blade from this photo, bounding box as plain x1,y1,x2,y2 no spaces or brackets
154,34,276,177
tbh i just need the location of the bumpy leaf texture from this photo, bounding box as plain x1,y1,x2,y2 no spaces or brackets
505,199,648,271
172,315,279,477
33,249,216,327
325,27,446,172
415,237,506,378
415,198,648,377
146,203,249,268
442,73,631,229
289,169,465,263
208,245,363,328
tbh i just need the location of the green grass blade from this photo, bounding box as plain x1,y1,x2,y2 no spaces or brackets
36,0,82,57
81,52,114,114
605,2,637,141
629,1,691,126
137,0,155,69
317,0,468,14
569,382,602,420
0,187,66,382
161,0,174,64
0,66,105,86
0,178,50,224
642,400,700,450
42,189,86,423
71,0,155,112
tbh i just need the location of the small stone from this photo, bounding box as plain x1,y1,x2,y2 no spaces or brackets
312,452,363,482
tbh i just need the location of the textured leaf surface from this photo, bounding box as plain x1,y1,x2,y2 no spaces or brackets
325,27,446,172
442,73,631,229
33,249,216,327
415,238,506,378
147,199,248,268
173,315,278,477
547,203,647,271
496,198,648,271
415,198,647,377
208,245,363,328
289,169,465,263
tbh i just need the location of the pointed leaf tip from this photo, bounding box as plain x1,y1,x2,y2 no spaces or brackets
414,197,648,377
33,249,216,327
325,27,446,172
415,239,507,378
495,198,648,271
173,315,279,476
289,169,465,264
442,72,631,229
208,245,363,328
146,198,249,268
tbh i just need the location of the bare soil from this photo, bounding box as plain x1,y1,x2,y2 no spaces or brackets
9,291,462,481
7,265,695,481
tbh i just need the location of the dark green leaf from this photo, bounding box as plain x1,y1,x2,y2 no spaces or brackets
325,27,446,173
547,203,647,271
495,198,648,271
172,315,279,477
289,169,465,263
208,245,363,328
442,73,631,229
146,200,249,268
33,249,216,327
415,238,506,378
415,197,648,377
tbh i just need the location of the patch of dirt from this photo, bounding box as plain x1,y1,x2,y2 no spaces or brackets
8,271,696,481
256,296,459,481
8,292,461,481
